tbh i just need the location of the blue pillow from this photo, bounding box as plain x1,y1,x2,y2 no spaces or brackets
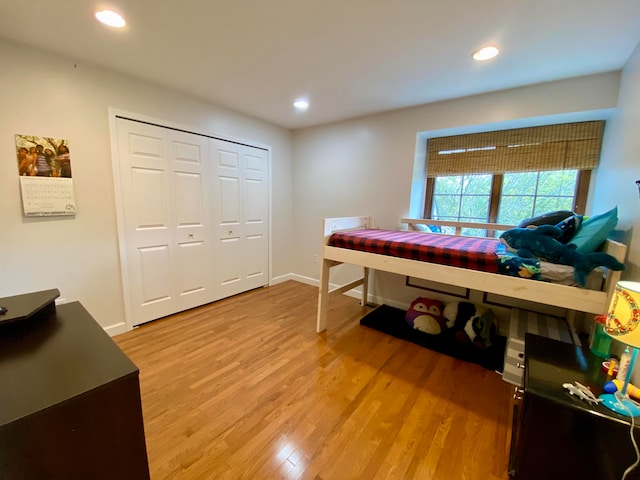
555,214,583,244
568,207,618,254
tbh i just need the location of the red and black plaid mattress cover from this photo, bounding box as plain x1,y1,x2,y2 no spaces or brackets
328,229,501,273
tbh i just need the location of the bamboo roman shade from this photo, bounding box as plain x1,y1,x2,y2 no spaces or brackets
426,121,605,177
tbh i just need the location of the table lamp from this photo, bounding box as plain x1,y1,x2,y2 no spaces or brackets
600,280,640,416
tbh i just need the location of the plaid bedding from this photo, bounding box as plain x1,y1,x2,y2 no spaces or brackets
328,229,501,273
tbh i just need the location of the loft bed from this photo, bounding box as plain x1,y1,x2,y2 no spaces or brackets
316,216,627,333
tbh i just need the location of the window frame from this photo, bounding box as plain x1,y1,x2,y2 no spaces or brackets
423,170,591,221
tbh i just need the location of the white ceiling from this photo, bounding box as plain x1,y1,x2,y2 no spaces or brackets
1,0,640,130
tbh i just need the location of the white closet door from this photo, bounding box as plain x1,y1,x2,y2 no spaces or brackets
210,139,269,299
170,130,215,311
116,118,214,326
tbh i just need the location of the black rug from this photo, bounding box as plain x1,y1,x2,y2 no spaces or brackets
360,304,506,372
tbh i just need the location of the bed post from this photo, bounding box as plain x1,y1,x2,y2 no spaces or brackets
317,258,331,333
361,267,369,306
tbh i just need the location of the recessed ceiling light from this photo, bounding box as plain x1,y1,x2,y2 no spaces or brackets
95,10,126,28
293,99,309,111
472,46,499,61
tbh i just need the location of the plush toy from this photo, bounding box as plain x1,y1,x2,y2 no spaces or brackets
443,301,496,348
406,297,446,335
499,225,625,287
463,309,497,349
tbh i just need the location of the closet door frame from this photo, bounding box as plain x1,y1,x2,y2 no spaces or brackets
108,108,272,332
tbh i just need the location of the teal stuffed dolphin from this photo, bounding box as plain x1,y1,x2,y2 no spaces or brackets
499,225,624,287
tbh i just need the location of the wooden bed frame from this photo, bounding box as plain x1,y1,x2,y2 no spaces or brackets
316,216,627,333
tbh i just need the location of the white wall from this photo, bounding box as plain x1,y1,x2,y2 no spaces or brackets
291,72,622,312
0,39,293,333
594,42,640,281
592,43,640,374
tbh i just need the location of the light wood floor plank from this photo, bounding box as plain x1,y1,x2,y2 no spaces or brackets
114,280,511,480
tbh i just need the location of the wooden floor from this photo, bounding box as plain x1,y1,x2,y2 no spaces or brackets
114,281,512,480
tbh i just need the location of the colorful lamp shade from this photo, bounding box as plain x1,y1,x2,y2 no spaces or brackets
604,281,640,346
600,281,640,416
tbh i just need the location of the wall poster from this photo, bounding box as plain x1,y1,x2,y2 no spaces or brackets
15,134,76,216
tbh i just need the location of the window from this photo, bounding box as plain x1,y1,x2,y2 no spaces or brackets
431,174,492,236
424,121,603,234
498,170,578,224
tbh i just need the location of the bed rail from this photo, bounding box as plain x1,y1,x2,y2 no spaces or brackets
401,218,517,236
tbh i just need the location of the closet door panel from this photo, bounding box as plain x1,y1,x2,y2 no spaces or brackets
117,120,176,324
217,149,239,169
210,139,269,299
116,118,215,326
212,142,242,299
245,235,265,279
218,176,241,225
244,178,265,220
138,246,172,304
170,131,209,235
172,140,203,167
174,172,201,224
127,132,165,168
130,168,170,231
176,240,208,298
217,237,242,296
167,130,214,311
243,177,267,237
240,146,268,290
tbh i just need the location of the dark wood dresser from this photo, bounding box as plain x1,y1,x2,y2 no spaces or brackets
510,333,640,479
0,295,149,479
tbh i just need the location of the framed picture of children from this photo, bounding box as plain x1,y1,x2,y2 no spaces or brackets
15,134,72,178
14,133,76,216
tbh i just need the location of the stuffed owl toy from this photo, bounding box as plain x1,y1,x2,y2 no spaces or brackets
406,297,446,335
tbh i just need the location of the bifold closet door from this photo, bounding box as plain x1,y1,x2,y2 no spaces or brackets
210,139,269,300
116,118,215,326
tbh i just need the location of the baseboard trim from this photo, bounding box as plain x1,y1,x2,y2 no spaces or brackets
104,322,127,337
288,274,317,286
285,275,411,310
270,273,295,285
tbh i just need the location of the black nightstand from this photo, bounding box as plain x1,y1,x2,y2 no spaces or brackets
510,333,640,480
